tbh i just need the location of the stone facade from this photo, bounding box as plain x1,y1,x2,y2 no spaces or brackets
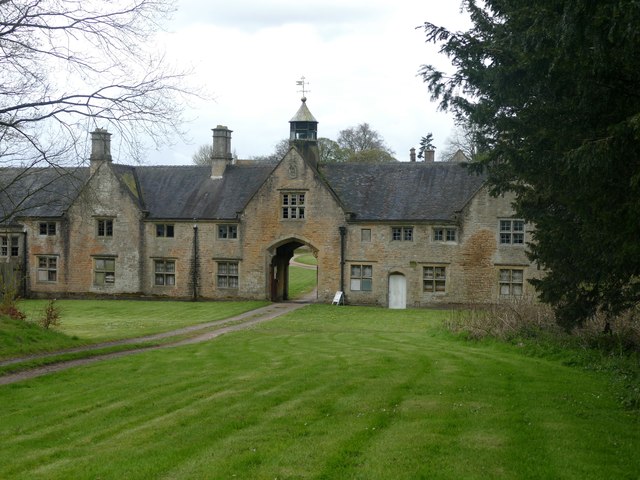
0,100,541,307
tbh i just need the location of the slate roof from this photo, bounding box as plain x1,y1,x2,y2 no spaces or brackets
289,98,318,123
319,161,486,222
0,167,88,223
134,164,273,219
0,158,486,224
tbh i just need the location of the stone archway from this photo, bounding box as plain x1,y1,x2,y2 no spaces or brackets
268,238,317,302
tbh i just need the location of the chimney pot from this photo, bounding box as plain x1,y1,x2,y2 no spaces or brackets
410,148,416,162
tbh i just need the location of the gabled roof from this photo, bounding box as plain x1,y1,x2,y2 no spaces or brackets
0,167,88,222
319,162,486,222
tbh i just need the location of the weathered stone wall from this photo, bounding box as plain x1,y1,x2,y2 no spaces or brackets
240,148,346,302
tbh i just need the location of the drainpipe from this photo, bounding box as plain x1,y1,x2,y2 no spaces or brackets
339,226,346,294
21,229,28,298
191,223,199,301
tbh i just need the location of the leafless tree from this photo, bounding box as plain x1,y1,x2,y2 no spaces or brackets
192,144,214,166
0,0,192,222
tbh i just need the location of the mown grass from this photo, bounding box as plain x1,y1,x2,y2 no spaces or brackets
1,305,637,479
288,265,317,299
2,300,267,360
294,254,318,266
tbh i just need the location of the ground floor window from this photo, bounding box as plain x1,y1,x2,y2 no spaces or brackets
94,257,115,285
423,266,446,292
37,256,57,282
499,268,524,296
217,261,238,288
350,264,372,291
154,259,176,286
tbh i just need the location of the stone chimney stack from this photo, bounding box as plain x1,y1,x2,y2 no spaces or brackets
424,149,435,162
410,148,416,162
211,125,233,178
90,128,112,174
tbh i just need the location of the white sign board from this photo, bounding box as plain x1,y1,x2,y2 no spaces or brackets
331,291,344,305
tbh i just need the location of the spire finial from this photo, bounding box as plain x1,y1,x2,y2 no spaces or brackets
296,76,310,99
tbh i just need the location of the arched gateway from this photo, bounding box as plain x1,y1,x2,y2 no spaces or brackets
268,238,318,302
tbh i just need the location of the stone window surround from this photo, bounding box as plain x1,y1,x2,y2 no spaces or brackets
216,260,239,289
39,221,57,236
155,223,174,238
281,191,306,220
499,219,525,245
217,224,238,240
499,267,524,296
95,217,114,238
433,227,457,243
0,235,19,257
153,258,176,286
350,264,373,292
37,255,58,283
423,265,447,293
93,255,117,286
391,226,413,241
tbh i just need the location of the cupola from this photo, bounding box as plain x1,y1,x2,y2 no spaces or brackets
289,97,318,142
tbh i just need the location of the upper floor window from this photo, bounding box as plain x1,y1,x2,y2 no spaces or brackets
39,222,56,236
37,256,57,283
499,268,524,296
500,220,524,245
154,259,176,286
0,235,19,257
218,224,238,239
156,224,174,238
392,227,413,241
350,264,372,292
97,219,113,237
361,228,371,242
282,192,305,220
433,228,457,242
423,266,446,293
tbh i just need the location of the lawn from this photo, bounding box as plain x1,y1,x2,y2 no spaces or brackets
288,265,317,299
0,305,637,479
1,299,267,359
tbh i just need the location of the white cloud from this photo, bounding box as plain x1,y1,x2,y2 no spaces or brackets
144,0,471,165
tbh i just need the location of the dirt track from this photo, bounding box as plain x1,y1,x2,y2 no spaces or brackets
0,297,313,386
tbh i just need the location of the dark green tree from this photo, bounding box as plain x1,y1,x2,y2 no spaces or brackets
417,133,435,159
419,1,640,329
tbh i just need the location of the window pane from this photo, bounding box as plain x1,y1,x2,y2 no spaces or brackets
156,224,164,237
500,233,511,244
512,284,523,296
38,270,48,281
424,281,434,292
48,271,57,282
218,263,228,274
350,279,361,291
218,276,228,288
404,228,413,241
435,281,446,292
105,259,115,270
229,263,238,275
155,261,165,273
361,278,372,291
105,274,115,284
229,276,238,288
39,223,47,235
513,233,524,244
95,272,105,284
229,226,237,238
500,284,511,295
512,270,523,282
500,220,511,231
513,221,524,232
435,267,446,279
299,194,305,205
166,275,175,286
39,257,47,268
424,267,433,279
166,261,175,273
96,259,105,270
362,266,372,278
500,270,510,282
155,274,165,285
351,265,361,277
49,258,57,268
166,225,174,237
298,208,305,219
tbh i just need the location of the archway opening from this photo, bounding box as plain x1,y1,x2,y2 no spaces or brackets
269,240,317,302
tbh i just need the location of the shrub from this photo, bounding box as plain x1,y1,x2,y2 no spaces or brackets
0,274,26,321
39,299,61,329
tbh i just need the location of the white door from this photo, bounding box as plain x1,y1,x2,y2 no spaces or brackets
388,274,406,309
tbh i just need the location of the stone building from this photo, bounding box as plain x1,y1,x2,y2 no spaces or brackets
0,99,539,308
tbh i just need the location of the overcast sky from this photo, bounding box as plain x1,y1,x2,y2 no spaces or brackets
146,0,470,164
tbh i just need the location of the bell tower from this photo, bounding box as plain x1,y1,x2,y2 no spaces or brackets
289,78,319,167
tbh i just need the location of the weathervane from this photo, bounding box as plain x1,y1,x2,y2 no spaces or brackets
296,76,310,98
